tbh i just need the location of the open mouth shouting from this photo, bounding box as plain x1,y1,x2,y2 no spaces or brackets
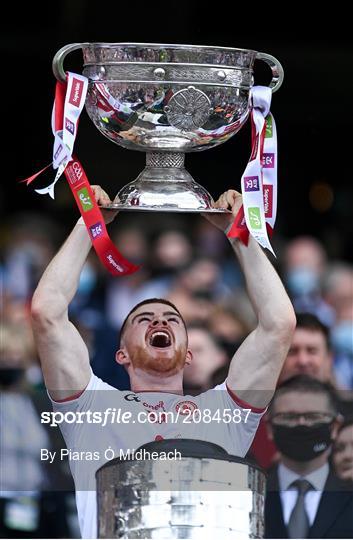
147,329,173,349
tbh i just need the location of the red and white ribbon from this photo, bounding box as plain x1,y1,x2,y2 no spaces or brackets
21,72,139,276
262,109,277,233
227,86,278,255
33,73,88,199
63,156,139,276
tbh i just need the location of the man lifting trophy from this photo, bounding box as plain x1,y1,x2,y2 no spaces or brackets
30,42,295,538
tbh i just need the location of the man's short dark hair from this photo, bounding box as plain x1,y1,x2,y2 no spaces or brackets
268,374,339,417
119,298,186,344
295,312,331,350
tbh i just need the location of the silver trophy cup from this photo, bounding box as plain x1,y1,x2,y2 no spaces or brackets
96,440,266,538
53,42,283,213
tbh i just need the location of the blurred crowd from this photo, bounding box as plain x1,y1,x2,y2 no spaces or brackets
1,211,352,537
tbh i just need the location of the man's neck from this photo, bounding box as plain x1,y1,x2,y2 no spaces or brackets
281,451,329,476
130,369,184,394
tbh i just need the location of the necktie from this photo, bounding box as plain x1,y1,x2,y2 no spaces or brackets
287,478,313,539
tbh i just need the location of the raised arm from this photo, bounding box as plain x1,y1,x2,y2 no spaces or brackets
205,190,296,408
31,186,117,400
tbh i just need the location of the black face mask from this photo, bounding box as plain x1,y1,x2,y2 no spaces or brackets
272,422,333,462
0,368,24,387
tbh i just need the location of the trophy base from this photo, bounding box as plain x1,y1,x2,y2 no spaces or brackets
100,152,231,214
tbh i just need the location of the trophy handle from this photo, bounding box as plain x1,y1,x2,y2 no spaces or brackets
256,52,284,93
52,43,87,82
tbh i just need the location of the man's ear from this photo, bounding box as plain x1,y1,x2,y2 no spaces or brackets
324,351,334,380
116,348,130,367
185,349,193,366
331,414,344,441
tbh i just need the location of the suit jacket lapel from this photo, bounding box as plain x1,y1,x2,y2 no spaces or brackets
265,469,288,538
309,471,352,538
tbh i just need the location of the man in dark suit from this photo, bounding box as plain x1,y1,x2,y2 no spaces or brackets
265,375,353,539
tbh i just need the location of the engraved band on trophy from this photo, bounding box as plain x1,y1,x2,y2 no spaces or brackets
53,42,283,213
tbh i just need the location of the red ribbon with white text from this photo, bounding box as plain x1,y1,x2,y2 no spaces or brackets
22,72,139,276
64,157,139,275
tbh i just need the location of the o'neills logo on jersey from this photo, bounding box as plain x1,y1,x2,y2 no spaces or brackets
175,400,198,415
105,252,124,273
66,161,84,186
69,78,84,107
143,400,165,412
263,185,273,218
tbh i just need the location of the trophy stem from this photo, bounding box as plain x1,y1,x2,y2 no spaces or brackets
146,152,185,170
111,151,229,213
142,152,191,185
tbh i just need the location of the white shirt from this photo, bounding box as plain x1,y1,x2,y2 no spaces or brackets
50,370,266,539
278,462,329,526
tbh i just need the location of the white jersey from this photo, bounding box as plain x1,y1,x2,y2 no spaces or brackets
50,370,265,539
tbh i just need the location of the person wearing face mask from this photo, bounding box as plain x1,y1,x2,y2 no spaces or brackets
249,312,353,469
283,237,335,327
264,375,353,539
331,316,353,391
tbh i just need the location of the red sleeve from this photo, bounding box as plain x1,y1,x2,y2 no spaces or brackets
250,417,277,469
226,383,266,413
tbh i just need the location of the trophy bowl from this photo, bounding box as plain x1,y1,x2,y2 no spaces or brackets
53,42,283,212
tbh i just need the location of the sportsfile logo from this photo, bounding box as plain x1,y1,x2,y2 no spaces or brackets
262,153,275,168
263,185,273,218
77,187,93,212
65,117,75,135
244,176,260,192
89,222,103,239
69,78,84,107
248,207,262,230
